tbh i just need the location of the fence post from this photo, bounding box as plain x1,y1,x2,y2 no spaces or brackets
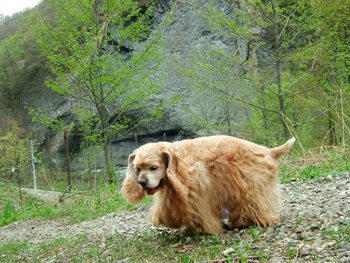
135,133,138,147
30,139,37,190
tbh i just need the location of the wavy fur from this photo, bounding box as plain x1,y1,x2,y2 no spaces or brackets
122,135,295,233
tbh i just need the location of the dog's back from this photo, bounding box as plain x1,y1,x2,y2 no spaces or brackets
172,135,295,162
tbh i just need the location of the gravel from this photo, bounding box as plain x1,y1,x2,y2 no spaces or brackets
1,172,349,262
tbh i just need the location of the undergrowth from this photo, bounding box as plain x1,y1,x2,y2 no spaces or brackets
0,182,149,227
280,145,349,183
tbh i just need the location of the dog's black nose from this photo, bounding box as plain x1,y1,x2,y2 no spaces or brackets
138,179,148,188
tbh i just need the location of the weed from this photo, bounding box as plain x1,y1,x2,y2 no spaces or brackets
286,246,298,258
0,202,18,226
323,225,350,245
248,226,264,242
295,212,303,226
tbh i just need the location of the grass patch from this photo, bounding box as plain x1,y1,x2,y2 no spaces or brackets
1,228,273,263
280,146,350,183
0,241,30,262
322,224,350,246
0,182,55,226
0,182,150,227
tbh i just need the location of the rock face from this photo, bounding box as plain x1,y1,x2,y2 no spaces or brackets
5,0,253,167
108,0,251,164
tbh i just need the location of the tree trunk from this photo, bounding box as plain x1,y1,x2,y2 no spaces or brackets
64,130,72,192
15,156,23,206
327,106,337,145
104,136,113,184
272,0,289,141
277,89,289,141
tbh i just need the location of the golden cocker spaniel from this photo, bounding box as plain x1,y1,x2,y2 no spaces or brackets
122,135,295,233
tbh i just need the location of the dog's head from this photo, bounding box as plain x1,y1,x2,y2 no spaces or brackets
130,143,168,195
122,142,185,203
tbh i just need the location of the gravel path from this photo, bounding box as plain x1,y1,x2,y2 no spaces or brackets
1,172,349,262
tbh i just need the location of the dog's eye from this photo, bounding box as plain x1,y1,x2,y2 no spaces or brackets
135,167,141,174
150,165,158,171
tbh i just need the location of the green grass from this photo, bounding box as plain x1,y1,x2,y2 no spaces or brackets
6,222,343,263
0,183,54,226
0,182,150,227
0,227,273,263
323,225,350,246
285,245,297,258
0,241,30,263
4,223,347,263
280,146,350,183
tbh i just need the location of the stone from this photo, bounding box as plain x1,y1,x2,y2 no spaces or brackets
300,247,311,257
269,256,284,263
222,247,235,256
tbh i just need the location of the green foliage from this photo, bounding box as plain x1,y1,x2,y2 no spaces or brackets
0,202,18,226
0,229,272,263
28,0,168,181
280,146,350,183
0,125,30,182
285,246,297,258
0,10,45,110
28,108,68,132
178,44,251,136
323,225,350,245
176,0,350,146
33,0,163,143
0,182,51,226
0,180,150,227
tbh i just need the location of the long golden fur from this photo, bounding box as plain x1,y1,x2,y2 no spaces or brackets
122,135,295,234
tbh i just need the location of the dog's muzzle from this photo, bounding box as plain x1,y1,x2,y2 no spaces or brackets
140,179,164,195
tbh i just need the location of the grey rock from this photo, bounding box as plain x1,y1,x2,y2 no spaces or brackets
269,256,284,263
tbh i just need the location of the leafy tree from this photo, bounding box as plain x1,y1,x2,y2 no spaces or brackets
34,0,163,183
0,124,29,204
289,0,350,145
180,0,349,146
178,44,252,137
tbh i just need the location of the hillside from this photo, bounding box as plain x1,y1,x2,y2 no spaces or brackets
0,0,348,169
0,1,349,261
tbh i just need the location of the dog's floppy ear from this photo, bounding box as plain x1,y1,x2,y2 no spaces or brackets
122,152,145,203
163,149,188,200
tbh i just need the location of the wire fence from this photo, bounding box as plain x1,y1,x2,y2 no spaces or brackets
0,136,128,191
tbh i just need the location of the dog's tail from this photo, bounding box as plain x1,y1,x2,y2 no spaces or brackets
271,137,296,159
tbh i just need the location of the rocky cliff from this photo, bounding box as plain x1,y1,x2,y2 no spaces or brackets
2,0,253,167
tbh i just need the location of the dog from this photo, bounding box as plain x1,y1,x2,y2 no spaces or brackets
122,135,295,233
